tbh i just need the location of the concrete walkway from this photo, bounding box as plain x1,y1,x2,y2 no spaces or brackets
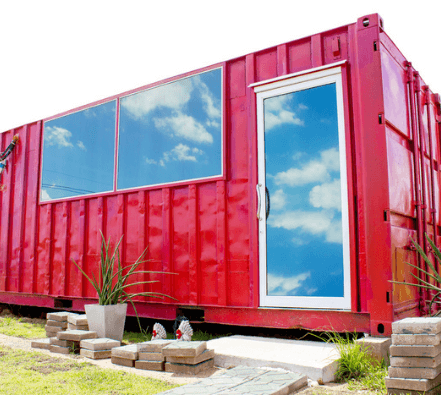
207,335,339,382
157,365,308,395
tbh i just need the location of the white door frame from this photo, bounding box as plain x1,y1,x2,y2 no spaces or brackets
255,65,351,310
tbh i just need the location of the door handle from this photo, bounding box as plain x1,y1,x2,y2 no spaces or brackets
256,184,262,220
265,187,270,220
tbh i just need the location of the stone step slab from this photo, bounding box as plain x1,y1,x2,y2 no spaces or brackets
390,344,441,357
111,344,138,360
165,349,215,365
50,338,78,348
57,330,97,342
111,356,135,367
68,323,89,331
138,352,165,362
45,325,63,335
49,345,71,355
31,338,52,350
135,360,165,371
389,365,441,380
392,333,441,346
137,339,175,353
80,349,112,359
67,314,88,326
390,353,441,368
46,320,68,329
165,358,214,374
392,317,441,335
387,384,441,395
80,338,120,351
385,373,441,392
162,341,207,358
46,312,72,322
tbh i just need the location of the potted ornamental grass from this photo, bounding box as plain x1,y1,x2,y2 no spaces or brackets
72,231,175,341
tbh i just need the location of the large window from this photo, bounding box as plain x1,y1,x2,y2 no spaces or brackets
41,101,116,202
117,68,223,190
40,67,223,202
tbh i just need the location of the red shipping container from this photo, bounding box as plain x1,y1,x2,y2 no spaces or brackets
0,13,440,336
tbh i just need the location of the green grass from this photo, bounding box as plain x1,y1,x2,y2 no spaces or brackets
0,345,178,395
0,316,46,339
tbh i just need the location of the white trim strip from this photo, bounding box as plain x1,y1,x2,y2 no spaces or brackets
249,60,347,89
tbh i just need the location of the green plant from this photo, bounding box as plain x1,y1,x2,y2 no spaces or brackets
313,331,382,383
391,233,441,316
71,231,176,334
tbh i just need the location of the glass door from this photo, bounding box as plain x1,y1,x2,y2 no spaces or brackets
255,67,351,309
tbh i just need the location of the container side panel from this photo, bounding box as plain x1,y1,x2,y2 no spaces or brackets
430,103,439,168
188,184,198,305
0,132,13,291
137,190,149,299
147,190,164,299
424,158,433,224
10,125,28,292
36,204,52,295
381,48,409,137
391,226,419,314
386,128,415,217
228,97,248,180
67,200,80,296
51,202,66,296
172,187,190,304
288,39,312,73
227,180,250,307
198,183,218,305
216,180,228,306
255,50,277,82
228,59,246,99
436,169,440,227
84,198,99,298
22,122,42,295
125,192,145,301
161,188,172,299
105,195,123,254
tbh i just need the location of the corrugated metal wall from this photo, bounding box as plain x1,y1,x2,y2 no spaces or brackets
0,22,355,310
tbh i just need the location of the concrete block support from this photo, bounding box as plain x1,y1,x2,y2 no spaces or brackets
386,317,441,394
355,336,391,364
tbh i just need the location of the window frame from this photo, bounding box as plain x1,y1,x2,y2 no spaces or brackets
39,65,225,205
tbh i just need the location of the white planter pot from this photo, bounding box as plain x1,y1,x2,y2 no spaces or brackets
85,303,127,341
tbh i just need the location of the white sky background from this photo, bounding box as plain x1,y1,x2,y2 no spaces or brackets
1,0,440,133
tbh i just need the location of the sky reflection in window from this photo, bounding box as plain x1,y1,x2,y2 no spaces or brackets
118,68,222,189
41,101,116,201
264,83,344,298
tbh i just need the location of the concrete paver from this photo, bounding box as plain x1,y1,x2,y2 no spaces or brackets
162,341,207,357
392,317,441,335
81,338,120,351
157,366,307,395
